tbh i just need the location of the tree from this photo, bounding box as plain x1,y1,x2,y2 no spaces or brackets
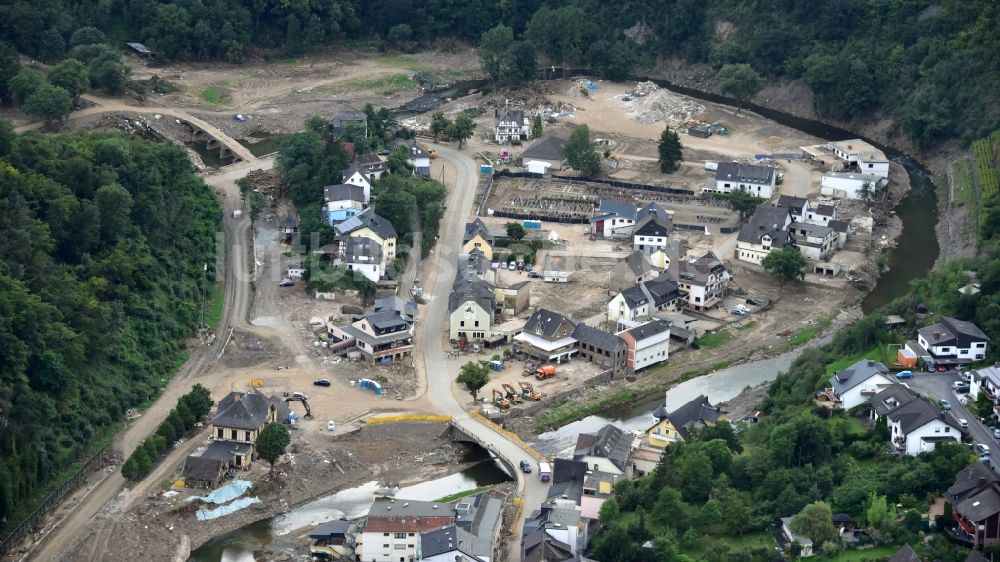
22,83,73,123
387,24,412,48
790,501,837,547
506,222,526,240
762,246,807,289
48,59,90,101
508,41,537,84
658,126,683,173
175,401,196,429
0,42,21,99
236,176,253,202
247,191,267,224
9,67,46,107
456,361,490,401
531,114,544,139
430,111,451,141
479,24,514,83
718,188,766,221
387,145,413,175
565,124,600,176
38,28,66,63
304,115,330,137
675,449,714,502
256,422,291,474
447,114,475,149
69,27,106,48
598,497,620,521
865,492,890,529
718,63,763,114
94,183,133,243
182,384,214,419
88,54,129,93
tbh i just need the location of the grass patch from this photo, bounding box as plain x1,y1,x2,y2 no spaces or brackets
205,284,225,329
202,86,225,105
434,485,494,503
678,531,774,557
697,330,734,349
737,321,758,331
342,73,418,93
825,345,884,375
534,388,638,432
784,314,836,347
375,55,426,70
814,546,898,561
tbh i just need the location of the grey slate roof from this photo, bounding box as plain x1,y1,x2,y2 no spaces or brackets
966,550,990,562
887,396,953,433
737,205,792,246
624,319,671,342
449,272,496,314
364,309,410,334
201,440,254,461
829,219,850,233
948,462,1000,505
355,152,385,167
324,183,366,203
389,138,430,159
464,218,495,245
573,424,631,471
496,107,525,125
637,202,670,223
547,458,588,503
829,359,891,395
523,308,575,340
957,486,1000,522
642,274,683,307
212,391,279,430
677,251,727,285
182,455,225,483
663,395,723,441
309,519,351,540
572,323,625,352
375,296,416,322
595,199,637,220
334,208,397,239
343,237,382,261
715,162,775,184
420,525,479,560
522,136,567,161
888,544,921,562
918,317,990,348
868,384,919,417
775,195,808,216
790,221,834,239
620,284,649,308
815,203,836,216
625,251,653,277
633,214,670,237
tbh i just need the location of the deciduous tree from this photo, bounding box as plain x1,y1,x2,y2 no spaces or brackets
506,222,526,240
718,63,762,114
531,114,543,139
256,422,291,474
447,114,475,149
22,83,73,123
48,58,90,101
456,361,490,400
762,246,807,289
790,501,837,547
479,24,513,83
430,111,451,141
565,124,600,176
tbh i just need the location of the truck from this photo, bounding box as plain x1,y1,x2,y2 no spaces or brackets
232,209,242,219
538,461,551,482
535,365,556,381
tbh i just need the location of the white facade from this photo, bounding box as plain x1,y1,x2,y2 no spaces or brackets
890,418,960,456
634,233,668,254
788,223,836,261
607,293,648,323
422,552,480,562
494,112,530,143
735,235,779,265
343,170,372,201
593,217,635,238
821,172,886,200
450,300,494,342
358,530,421,561
714,177,774,198
342,260,380,283
829,139,890,179
839,373,894,410
918,333,988,361
632,334,669,370
576,455,624,476
525,160,551,175
326,197,366,212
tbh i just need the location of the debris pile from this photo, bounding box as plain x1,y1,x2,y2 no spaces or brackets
247,169,286,198
629,89,705,126
632,80,659,97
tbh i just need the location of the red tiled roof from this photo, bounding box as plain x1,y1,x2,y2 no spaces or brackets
363,516,453,533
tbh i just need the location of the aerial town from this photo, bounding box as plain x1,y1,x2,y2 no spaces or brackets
0,4,998,562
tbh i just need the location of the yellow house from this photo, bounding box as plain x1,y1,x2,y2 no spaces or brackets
462,218,495,260
335,208,398,273
208,390,289,469
648,394,723,445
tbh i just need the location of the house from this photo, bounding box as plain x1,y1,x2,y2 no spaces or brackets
495,280,531,317
342,163,373,198
354,152,388,181
821,172,888,200
590,199,637,238
607,284,650,323
323,184,367,226
970,364,1000,414
609,251,656,291
494,106,531,143
774,195,809,221
521,504,581,562
542,254,574,283
780,517,815,557
513,308,578,363
331,108,367,137
181,456,226,489
887,544,920,562
329,309,414,363
334,208,398,273
310,519,358,561
340,237,383,282
712,162,777,198
521,136,567,173
388,138,431,176
806,203,837,226
648,394,723,445
574,424,632,475
618,319,671,371
829,219,851,249
375,296,416,323
826,359,894,410
675,252,730,310
828,139,890,179
907,317,990,367
419,526,483,562
788,221,836,261
641,274,685,313
547,458,588,506
453,493,503,559
580,470,619,521
207,390,288,470
633,203,672,254
125,42,153,56
868,384,960,455
449,272,497,344
356,497,456,561
735,205,793,265
946,462,1000,548
572,323,627,376
462,219,495,260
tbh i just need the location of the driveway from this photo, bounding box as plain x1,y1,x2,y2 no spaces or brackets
905,371,995,453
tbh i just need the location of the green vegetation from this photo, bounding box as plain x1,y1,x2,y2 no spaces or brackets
343,73,417,93
784,315,835,347
535,388,638,432
205,284,225,329
434,485,495,504
696,330,733,349
564,124,601,177
456,361,490,401
657,126,683,173
122,385,213,480
201,85,224,105
824,346,883,376
763,246,808,288
0,127,220,531
256,422,291,474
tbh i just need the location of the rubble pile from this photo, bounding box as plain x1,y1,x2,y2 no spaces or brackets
629,89,705,126
632,80,659,97
247,169,286,198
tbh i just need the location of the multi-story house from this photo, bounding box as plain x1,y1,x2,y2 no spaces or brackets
513,308,578,364
676,252,730,310
906,316,990,369
493,106,531,143
712,162,776,198
618,319,670,371
334,208,398,274
868,384,960,456
735,206,793,265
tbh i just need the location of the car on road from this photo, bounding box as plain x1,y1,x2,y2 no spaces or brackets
895,370,913,379
279,278,294,287
939,399,951,410
527,271,542,279
957,418,969,429
520,460,532,473
994,428,1000,440
313,379,331,387
976,443,991,456
507,261,517,271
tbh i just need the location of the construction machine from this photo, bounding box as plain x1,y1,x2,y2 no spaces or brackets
492,388,511,410
285,395,313,418
518,381,544,401
501,383,521,404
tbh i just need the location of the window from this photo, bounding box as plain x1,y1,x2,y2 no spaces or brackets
231,429,238,440
475,320,480,327
217,428,224,438
245,431,252,442
384,533,389,537
395,533,406,539
460,320,465,327
394,544,405,549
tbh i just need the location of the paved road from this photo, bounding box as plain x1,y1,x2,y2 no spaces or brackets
420,144,548,561
906,371,997,452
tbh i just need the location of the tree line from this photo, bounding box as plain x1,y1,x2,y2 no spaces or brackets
0,125,220,534
121,385,213,480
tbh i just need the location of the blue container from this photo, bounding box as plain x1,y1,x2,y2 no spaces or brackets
523,220,542,229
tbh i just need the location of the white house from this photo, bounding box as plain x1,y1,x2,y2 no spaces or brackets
970,364,1000,410
339,237,383,282
675,252,730,310
388,138,431,176
780,517,814,557
353,153,388,181
827,359,894,410
735,206,793,265
805,203,837,226
448,272,496,343
573,425,632,476
542,255,574,283
607,285,650,323
521,136,567,172
419,526,484,562
821,172,887,200
618,319,670,371
357,498,457,562
788,221,836,261
493,106,531,143
828,139,890,179
591,199,638,238
911,317,990,365
632,203,671,254
712,162,776,198
869,385,960,456
323,183,367,226
342,164,373,200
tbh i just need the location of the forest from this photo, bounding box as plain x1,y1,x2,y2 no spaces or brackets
0,0,997,148
0,124,220,533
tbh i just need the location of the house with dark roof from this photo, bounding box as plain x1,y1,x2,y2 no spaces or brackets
580,469,620,521
329,308,414,363
633,204,672,254
617,319,671,371
806,203,837,226
970,364,1000,417
735,205,793,265
868,384,959,455
712,162,777,198
887,544,920,562
908,316,990,366
521,507,579,562
388,138,431,176
354,152,388,180
323,183,366,226
946,462,1000,548
648,395,723,445
609,251,657,291
358,497,457,561
181,456,225,489
828,218,851,249
788,220,836,261
309,519,358,561
200,389,288,472
825,359,894,410
334,208,397,274
331,108,367,137
514,308,577,363
675,251,730,310
449,271,498,344
775,195,809,220
590,199,638,238
494,106,530,143
547,458,589,505
574,424,632,475
607,283,650,323
641,274,685,312
453,493,503,558
339,236,384,282
522,136,567,172
572,323,627,375
419,525,483,562
462,218,496,260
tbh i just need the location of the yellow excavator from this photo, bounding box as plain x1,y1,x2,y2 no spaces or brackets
502,383,522,404
518,381,544,401
492,388,511,410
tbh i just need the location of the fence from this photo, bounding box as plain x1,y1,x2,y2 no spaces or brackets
0,446,108,558
550,174,695,196
489,210,590,224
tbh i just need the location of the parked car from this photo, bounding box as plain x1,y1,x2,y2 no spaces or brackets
895,370,913,379
280,278,294,287
507,261,517,271
746,298,764,307
958,418,969,429
313,379,331,387
937,364,949,372
939,399,951,410
327,420,336,431
994,428,1000,440
953,381,970,393
527,271,542,279
519,460,532,473
976,443,991,456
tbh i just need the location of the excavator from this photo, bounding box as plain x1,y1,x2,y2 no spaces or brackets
518,381,544,401
501,383,522,404
492,388,511,410
285,392,313,418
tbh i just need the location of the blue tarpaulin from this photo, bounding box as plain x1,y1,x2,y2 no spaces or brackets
189,479,253,504
196,497,261,521
585,81,598,90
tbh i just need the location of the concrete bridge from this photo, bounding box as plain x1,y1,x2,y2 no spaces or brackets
176,119,253,164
